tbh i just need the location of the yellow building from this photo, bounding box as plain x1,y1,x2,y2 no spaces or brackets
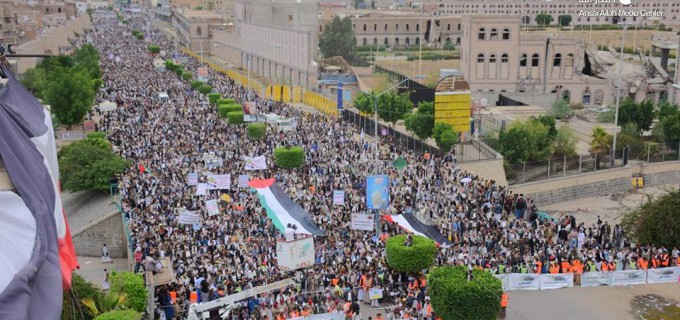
434,76,471,133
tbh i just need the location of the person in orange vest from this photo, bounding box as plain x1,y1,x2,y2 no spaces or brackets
660,250,670,267
607,260,616,271
549,262,559,274
289,308,300,318
375,313,385,320
534,260,543,274
652,255,660,269
637,256,649,270
601,261,609,272
560,260,572,273
500,292,508,320
275,312,285,320
301,306,311,317
571,258,583,285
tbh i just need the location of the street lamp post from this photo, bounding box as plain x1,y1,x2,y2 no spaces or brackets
246,45,281,101
612,24,629,166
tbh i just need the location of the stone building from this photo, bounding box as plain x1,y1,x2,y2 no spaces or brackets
171,8,223,52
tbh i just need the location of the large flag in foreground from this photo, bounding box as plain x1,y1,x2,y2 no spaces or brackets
249,178,326,236
0,66,77,319
382,213,453,246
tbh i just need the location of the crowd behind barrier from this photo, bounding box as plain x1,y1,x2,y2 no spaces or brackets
80,11,680,320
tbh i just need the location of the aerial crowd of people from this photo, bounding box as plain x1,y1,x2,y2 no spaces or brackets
85,11,679,320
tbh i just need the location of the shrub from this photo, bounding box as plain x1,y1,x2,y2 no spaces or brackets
227,111,244,124
64,273,103,320
147,45,160,54
172,65,184,77
190,80,203,89
181,71,192,81
218,98,236,105
134,33,143,40
247,123,267,140
198,84,213,95
94,310,142,320
385,235,436,273
108,271,146,312
428,266,503,320
208,92,221,105
274,146,305,168
218,104,242,118
621,189,680,249
87,132,107,140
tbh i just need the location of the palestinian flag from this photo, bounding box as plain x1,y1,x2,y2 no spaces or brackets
382,212,452,246
249,178,325,236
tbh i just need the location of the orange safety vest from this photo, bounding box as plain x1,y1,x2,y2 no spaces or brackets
608,261,616,271
426,304,433,316
637,258,649,270
571,260,583,274
660,254,670,267
276,314,285,320
290,311,300,318
549,264,559,274
534,261,542,274
560,261,572,273
419,276,427,288
601,262,609,272
500,293,508,308
364,278,372,291
301,310,311,317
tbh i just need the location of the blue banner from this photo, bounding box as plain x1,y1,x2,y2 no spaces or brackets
366,175,389,210
337,82,344,110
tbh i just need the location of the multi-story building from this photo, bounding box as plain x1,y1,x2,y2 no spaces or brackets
460,15,674,107
431,0,680,27
0,0,20,46
171,8,223,52
210,0,318,88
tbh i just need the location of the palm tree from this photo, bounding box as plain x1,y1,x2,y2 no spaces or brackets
81,293,127,317
590,126,611,169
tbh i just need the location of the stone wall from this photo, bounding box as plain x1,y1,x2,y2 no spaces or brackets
457,158,508,187
72,211,126,259
511,161,680,206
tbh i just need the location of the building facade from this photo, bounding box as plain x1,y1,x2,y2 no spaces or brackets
171,8,223,52
432,0,680,27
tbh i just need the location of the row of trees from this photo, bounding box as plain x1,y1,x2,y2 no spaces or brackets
22,44,102,128
495,115,577,165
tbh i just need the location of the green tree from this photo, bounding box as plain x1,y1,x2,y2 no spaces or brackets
43,69,96,128
428,266,502,320
552,126,577,157
198,84,213,95
405,101,435,139
319,16,356,60
62,273,103,320
58,139,129,192
432,122,457,151
557,15,572,27
73,44,102,80
497,125,533,164
93,310,141,320
534,115,558,140
354,92,375,114
621,189,680,249
618,98,655,134
21,67,47,96
659,113,680,145
535,13,553,26
385,235,436,273
590,126,610,168
550,99,572,120
377,91,413,125
108,272,146,312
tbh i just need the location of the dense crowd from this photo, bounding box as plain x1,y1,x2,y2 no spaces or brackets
89,12,679,320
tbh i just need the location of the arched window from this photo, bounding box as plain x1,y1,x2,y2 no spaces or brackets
196,26,202,36
532,53,539,67
406,24,410,31
477,54,485,63
478,28,486,40
489,54,496,63
384,37,389,45
582,89,591,104
363,38,367,45
58,7,62,13
562,90,571,101
501,53,508,63
363,24,366,31
374,24,377,31
520,54,527,66
553,53,562,66
566,53,574,66
384,24,388,31
502,28,510,40
395,37,400,45
406,38,411,45
490,28,498,39
373,38,378,45
415,37,420,45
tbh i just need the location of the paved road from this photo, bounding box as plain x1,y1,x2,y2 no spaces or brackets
75,255,129,289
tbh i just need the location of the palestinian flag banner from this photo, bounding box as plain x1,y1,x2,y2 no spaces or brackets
382,213,453,246
249,178,325,236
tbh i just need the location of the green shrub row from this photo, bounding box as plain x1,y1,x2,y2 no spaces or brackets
247,123,267,140
218,103,242,118
428,266,503,320
385,235,436,273
274,146,305,168
227,111,244,124
208,92,221,104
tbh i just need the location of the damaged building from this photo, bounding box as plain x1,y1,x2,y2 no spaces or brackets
460,15,678,107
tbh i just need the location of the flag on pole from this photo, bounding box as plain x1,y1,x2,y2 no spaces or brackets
392,157,407,170
138,162,146,173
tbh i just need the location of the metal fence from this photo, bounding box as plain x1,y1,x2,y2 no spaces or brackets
500,142,680,185
56,130,85,140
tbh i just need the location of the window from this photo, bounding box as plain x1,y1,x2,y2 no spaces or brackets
553,53,562,66
196,26,202,36
396,24,399,30
532,53,539,67
478,28,485,40
319,25,323,32
363,24,366,31
489,54,496,63
563,89,571,101
406,24,410,31
363,38,367,45
490,28,498,39
520,54,527,66
502,28,510,40
501,53,508,63
416,24,420,31
374,24,377,31
566,53,574,66
405,38,410,45
289,15,293,21
395,37,400,45
477,54,485,63
384,37,389,45
582,90,591,104
384,24,388,31
373,38,378,45
458,23,461,30
58,7,62,13
415,37,420,45
447,23,451,30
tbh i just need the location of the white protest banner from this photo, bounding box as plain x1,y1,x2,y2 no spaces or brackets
187,172,198,186
205,199,220,216
196,183,208,196
333,190,345,205
539,273,574,290
580,272,614,287
207,174,231,190
178,210,200,225
507,273,540,290
351,214,374,231
238,174,249,188
244,155,267,170
612,269,646,286
494,274,510,291
646,267,680,284
369,287,383,300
